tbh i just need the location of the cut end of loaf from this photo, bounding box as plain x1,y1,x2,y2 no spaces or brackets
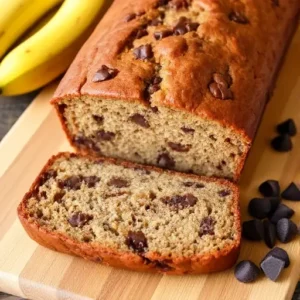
55,97,250,181
19,153,240,273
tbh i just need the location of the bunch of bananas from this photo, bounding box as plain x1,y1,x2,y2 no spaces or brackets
0,0,107,96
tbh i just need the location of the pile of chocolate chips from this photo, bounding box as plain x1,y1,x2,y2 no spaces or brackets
236,178,300,283
271,119,297,152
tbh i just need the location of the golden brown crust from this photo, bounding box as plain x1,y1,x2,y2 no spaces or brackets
51,0,300,139
18,152,241,274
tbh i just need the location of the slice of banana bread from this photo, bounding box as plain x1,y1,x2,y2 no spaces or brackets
18,152,241,274
51,0,300,181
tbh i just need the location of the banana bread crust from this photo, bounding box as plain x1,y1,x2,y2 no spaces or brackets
18,152,241,274
52,0,299,139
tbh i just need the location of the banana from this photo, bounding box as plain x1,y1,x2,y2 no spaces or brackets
0,0,63,59
0,0,106,96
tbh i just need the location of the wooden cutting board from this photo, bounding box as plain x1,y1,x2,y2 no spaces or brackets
1,26,300,300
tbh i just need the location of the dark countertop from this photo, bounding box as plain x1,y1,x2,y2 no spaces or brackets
0,94,299,300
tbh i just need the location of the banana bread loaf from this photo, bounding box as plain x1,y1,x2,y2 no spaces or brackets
18,152,240,274
51,0,300,181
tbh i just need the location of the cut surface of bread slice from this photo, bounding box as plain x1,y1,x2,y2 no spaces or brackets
18,152,241,274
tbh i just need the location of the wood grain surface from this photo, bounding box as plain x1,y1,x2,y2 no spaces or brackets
0,26,300,300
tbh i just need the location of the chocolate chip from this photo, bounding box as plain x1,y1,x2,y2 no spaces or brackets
125,231,148,253
149,191,157,200
168,142,191,152
83,176,100,188
259,180,280,197
173,24,188,35
260,255,285,281
157,0,170,6
36,209,43,218
218,190,231,197
229,11,249,24
40,170,57,185
96,130,115,141
263,220,276,249
68,212,93,227
58,103,67,115
213,73,232,87
162,194,198,210
129,113,150,128
151,106,159,113
124,13,136,22
108,177,130,188
154,29,173,40
248,197,279,219
157,153,175,169
92,115,104,124
195,183,205,188
135,28,148,39
209,78,233,100
271,134,292,152
277,119,297,136
53,191,65,203
199,216,215,237
58,176,83,190
133,44,153,60
40,191,47,199
92,65,118,82
234,260,260,283
281,182,300,201
242,219,264,241
136,10,146,16
73,136,101,153
183,181,194,187
269,204,295,224
181,127,195,134
150,18,163,26
276,218,297,243
263,247,290,268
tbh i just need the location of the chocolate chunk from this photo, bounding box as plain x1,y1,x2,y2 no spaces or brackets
133,44,153,60
151,106,159,113
58,176,83,190
53,191,65,203
168,142,191,152
108,177,130,188
218,190,231,197
162,194,198,210
271,134,292,152
149,191,157,200
195,183,205,188
83,176,100,188
173,24,188,35
96,130,115,141
39,170,57,185
263,220,276,248
209,81,233,100
181,127,195,134
277,119,297,136
183,181,194,187
242,219,264,241
93,65,118,82
248,197,279,219
157,153,175,169
229,11,249,24
199,216,215,237
129,113,150,128
259,180,280,197
154,29,173,40
68,212,93,227
269,204,295,224
213,73,232,87
281,182,300,201
36,209,43,218
263,247,290,268
92,115,104,124
135,28,148,39
260,255,285,281
40,191,47,199
125,231,148,253
234,260,260,283
276,218,297,243
73,136,101,152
